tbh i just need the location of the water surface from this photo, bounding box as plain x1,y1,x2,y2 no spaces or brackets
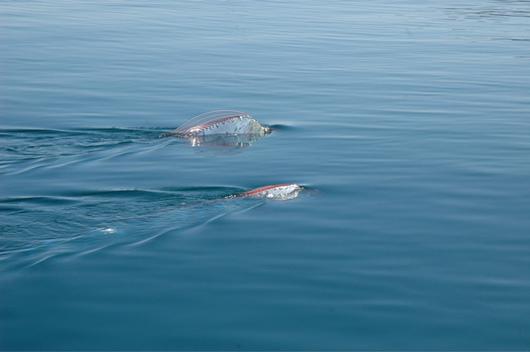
1,0,530,349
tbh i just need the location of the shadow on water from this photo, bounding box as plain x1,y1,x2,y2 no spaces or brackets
0,186,263,271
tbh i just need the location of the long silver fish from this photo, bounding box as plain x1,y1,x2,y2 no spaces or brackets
171,110,271,137
240,183,303,201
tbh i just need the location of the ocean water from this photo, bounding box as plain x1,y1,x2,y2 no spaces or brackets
1,0,530,349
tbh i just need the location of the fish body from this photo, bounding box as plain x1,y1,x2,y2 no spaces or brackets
172,110,270,137
241,183,303,200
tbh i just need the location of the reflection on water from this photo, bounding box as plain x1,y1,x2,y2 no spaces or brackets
185,133,268,148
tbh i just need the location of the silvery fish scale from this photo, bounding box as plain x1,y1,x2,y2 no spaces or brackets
174,110,269,137
243,184,302,201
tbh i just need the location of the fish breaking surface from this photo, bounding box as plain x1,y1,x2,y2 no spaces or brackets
242,184,303,201
172,110,271,137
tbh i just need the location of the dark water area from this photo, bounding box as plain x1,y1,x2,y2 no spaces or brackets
1,0,530,349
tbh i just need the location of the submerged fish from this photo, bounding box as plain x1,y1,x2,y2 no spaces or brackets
171,110,271,138
240,183,303,201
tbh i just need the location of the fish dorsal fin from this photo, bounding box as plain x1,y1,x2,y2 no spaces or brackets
175,110,251,135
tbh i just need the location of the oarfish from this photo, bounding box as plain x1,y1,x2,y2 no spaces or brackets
240,183,303,201
170,110,271,137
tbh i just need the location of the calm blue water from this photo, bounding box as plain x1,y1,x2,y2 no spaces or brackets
1,0,530,349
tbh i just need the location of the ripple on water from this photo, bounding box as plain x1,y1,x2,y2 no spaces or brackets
0,128,167,175
0,185,263,270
